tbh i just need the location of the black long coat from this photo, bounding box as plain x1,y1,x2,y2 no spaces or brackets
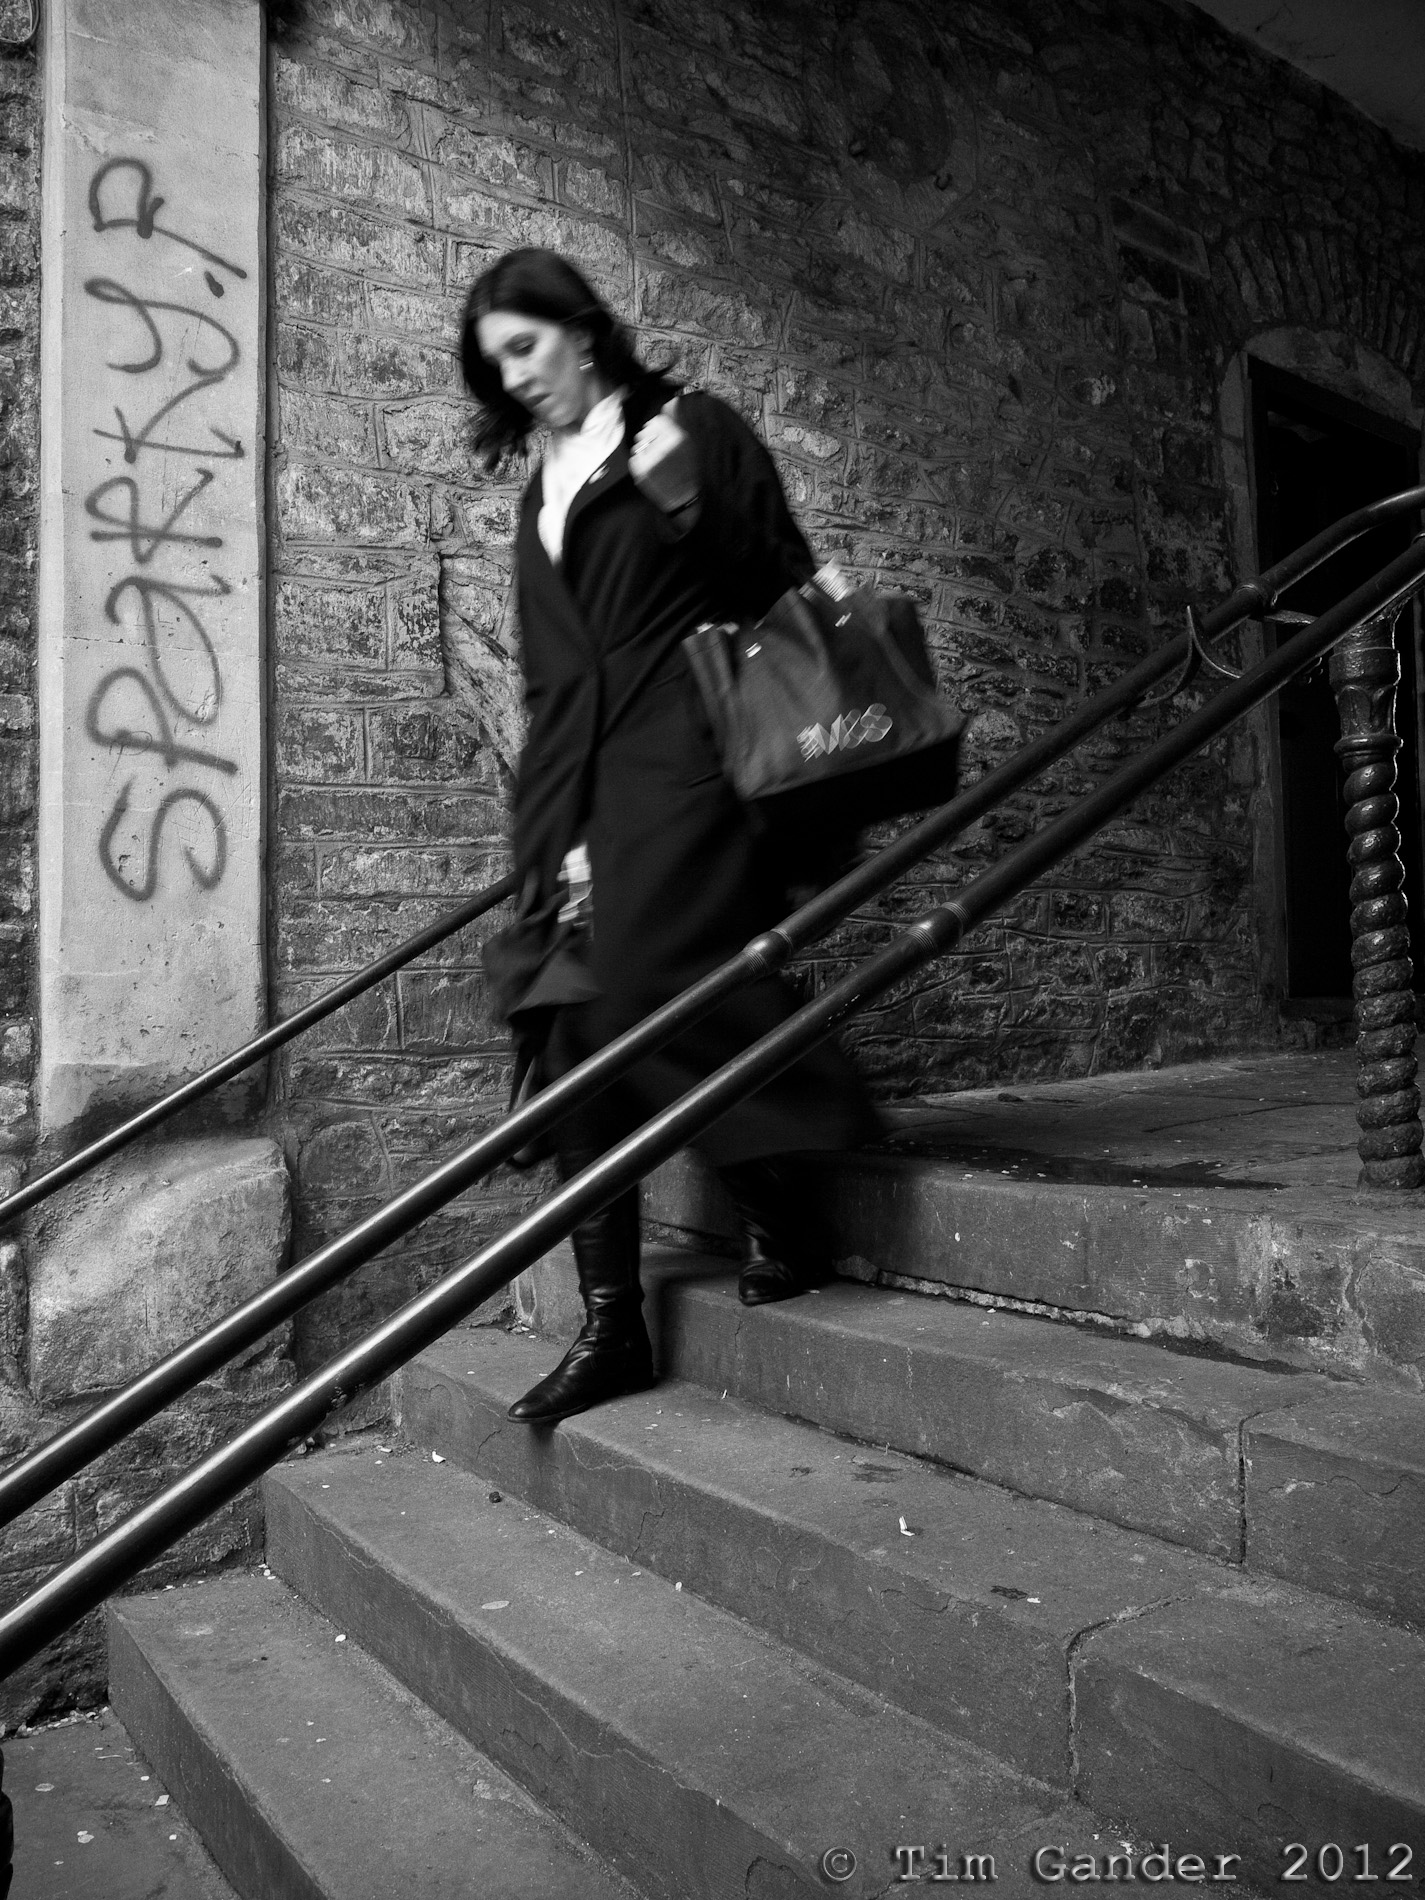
486,387,878,1167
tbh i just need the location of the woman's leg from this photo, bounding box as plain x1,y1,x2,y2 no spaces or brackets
506,1054,655,1425
716,1153,835,1307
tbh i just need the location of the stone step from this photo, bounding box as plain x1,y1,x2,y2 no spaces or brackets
516,1246,1425,1627
107,1569,634,1900
1074,1589,1425,1881
393,1326,1425,1886
642,1133,1425,1386
262,1446,1129,1900
398,1325,1247,1786
1244,1383,1425,1623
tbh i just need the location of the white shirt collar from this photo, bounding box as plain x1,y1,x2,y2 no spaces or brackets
537,391,627,565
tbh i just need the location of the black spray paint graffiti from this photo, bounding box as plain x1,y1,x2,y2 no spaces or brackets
82,158,245,903
84,279,243,462
88,157,248,284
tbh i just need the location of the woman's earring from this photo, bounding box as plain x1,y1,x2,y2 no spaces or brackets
579,354,594,372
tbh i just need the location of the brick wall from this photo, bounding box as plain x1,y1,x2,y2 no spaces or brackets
267,0,1425,1351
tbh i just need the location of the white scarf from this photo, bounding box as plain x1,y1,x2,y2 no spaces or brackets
537,391,626,566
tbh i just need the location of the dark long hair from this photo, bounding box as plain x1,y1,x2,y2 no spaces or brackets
460,249,677,472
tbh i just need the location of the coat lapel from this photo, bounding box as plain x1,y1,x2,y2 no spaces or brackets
562,435,632,550
518,471,595,662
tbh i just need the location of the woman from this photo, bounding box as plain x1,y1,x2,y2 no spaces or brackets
461,248,878,1426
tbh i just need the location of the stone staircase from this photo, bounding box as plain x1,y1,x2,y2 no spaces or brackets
102,1055,1425,1898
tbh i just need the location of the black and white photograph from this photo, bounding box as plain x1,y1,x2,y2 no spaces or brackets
0,0,1421,1892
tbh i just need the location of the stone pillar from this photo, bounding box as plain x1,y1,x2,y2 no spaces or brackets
36,0,264,1134
1329,613,1425,1189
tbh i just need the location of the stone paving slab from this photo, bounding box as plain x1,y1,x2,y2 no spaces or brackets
891,1050,1367,1192
263,1448,1128,1900
1075,1581,1425,1889
1246,1385,1425,1625
5,1704,236,1900
109,1571,633,1900
400,1326,1247,1786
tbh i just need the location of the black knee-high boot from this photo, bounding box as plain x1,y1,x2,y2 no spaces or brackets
506,1171,654,1425
717,1155,834,1307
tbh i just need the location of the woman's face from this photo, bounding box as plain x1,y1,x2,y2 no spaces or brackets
476,310,595,430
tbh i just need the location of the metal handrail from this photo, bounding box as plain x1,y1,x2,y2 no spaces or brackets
0,872,521,1229
0,484,1421,1531
2,527,1423,1673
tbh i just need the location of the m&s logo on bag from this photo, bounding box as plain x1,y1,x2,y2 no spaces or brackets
797,704,893,763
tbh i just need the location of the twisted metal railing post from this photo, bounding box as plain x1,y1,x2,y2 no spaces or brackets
1330,606,1425,1188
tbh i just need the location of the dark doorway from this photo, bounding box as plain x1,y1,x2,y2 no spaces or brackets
1250,360,1424,1006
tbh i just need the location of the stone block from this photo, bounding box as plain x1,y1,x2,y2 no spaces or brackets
278,463,427,544
381,397,478,480
315,843,503,899
276,785,501,846
274,253,367,328
276,320,339,390
337,331,456,398
28,1136,291,1399
274,704,365,783
1075,1584,1425,1888
1247,1387,1425,1624
274,577,387,666
561,160,628,220
273,52,410,139
272,973,398,1049
276,122,427,218
0,731,33,824
297,1117,390,1196
275,191,444,281
279,388,377,463
397,969,499,1051
0,1019,32,1075
0,920,27,1014
366,706,498,786
436,123,550,193
365,283,458,338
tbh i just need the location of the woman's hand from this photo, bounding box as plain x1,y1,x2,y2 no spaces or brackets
630,401,701,529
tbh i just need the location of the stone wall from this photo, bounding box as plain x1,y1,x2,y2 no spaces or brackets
0,0,46,1720
0,8,39,1318
267,0,1425,1346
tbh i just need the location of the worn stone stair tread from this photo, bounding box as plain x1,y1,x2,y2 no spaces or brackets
1076,1582,1425,1868
526,1243,1393,1575
639,1249,1425,1621
631,1248,1334,1561
643,1143,1425,1385
1245,1384,1425,1624
108,1570,635,1900
402,1324,1248,1784
262,1448,1124,1900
